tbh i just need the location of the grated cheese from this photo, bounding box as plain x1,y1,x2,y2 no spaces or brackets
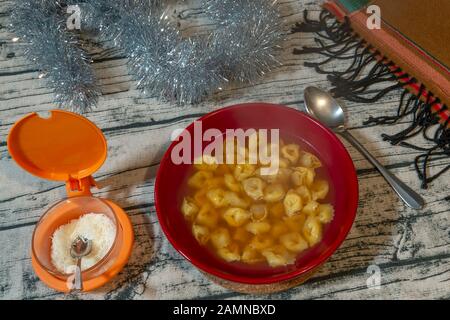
51,213,116,274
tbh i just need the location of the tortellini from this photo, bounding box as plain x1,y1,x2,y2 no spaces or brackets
295,185,312,203
278,158,290,169
249,236,273,251
264,184,285,203
224,191,250,209
298,151,322,169
224,174,241,193
317,204,334,224
249,204,268,221
281,144,300,164
206,188,228,208
291,167,315,187
234,164,256,181
275,168,292,184
211,228,231,249
193,189,208,206
302,200,319,216
196,203,219,228
261,245,295,268
223,208,251,227
283,190,303,216
242,177,265,201
303,216,322,246
258,167,292,184
245,221,271,235
218,243,241,262
192,224,210,245
182,140,334,268
181,197,198,221
188,171,213,189
311,179,329,200
242,246,264,264
280,232,308,253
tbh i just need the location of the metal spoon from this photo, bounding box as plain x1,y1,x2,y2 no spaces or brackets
304,86,425,210
70,236,92,291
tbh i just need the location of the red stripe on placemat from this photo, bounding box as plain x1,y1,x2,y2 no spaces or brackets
372,56,449,122
373,56,449,122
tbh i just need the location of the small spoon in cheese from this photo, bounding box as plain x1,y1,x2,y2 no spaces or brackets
70,236,93,291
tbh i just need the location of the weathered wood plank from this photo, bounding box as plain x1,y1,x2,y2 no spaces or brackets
0,161,448,299
0,0,448,300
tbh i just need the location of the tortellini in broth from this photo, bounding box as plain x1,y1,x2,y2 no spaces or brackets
181,139,334,268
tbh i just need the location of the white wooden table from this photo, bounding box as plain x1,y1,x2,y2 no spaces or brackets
0,0,449,300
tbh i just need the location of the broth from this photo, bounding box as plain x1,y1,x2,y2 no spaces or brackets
180,135,335,268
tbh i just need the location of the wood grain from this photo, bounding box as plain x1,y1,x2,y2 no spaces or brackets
0,0,448,300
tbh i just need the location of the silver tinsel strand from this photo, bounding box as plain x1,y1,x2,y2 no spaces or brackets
10,0,283,111
10,0,100,112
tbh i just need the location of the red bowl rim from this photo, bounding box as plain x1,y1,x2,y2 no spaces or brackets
155,102,359,285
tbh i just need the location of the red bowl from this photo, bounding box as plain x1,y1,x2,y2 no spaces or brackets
155,103,358,285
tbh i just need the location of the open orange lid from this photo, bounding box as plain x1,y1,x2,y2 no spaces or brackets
7,110,107,182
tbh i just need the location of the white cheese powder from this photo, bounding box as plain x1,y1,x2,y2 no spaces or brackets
51,213,116,274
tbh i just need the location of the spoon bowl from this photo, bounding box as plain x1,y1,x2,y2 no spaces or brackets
304,86,425,210
70,236,93,291
70,236,92,259
304,87,346,131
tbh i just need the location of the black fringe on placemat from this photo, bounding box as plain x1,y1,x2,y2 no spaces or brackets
293,10,450,189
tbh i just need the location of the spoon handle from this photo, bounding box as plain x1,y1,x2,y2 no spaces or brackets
340,130,425,209
73,258,83,291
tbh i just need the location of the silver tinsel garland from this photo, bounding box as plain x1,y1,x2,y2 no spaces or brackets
10,0,283,111
10,0,100,112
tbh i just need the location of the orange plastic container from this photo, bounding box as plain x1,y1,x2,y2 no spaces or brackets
7,110,134,292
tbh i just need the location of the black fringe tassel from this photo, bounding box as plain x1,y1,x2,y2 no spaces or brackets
293,10,450,189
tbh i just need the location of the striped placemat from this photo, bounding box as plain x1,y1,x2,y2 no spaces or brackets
293,0,449,188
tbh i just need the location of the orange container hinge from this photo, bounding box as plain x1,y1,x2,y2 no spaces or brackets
66,176,98,197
